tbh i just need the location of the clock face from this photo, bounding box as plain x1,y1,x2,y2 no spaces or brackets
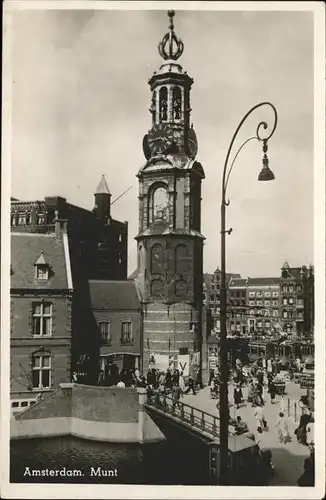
187,127,198,158
142,134,151,160
147,123,174,156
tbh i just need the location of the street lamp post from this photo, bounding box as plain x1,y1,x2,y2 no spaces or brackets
219,102,278,485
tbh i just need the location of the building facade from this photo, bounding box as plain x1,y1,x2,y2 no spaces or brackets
10,177,130,399
88,280,142,376
203,268,241,335
228,277,248,335
10,222,73,415
246,277,281,337
134,12,205,379
280,261,314,338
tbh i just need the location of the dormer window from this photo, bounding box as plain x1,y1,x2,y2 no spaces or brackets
34,252,49,281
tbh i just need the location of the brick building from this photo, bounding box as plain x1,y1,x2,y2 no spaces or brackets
280,261,314,338
88,280,142,374
133,12,205,381
10,222,73,415
10,176,131,400
228,277,248,335
203,268,241,334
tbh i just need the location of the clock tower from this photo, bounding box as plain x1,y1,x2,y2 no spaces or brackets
136,11,205,378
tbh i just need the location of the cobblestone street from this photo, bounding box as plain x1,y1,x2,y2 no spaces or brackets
182,382,311,485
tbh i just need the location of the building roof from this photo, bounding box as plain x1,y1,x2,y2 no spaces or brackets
89,280,141,310
95,175,111,195
247,277,280,287
229,277,247,287
11,233,69,290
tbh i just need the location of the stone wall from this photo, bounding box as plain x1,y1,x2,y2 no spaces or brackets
11,384,163,444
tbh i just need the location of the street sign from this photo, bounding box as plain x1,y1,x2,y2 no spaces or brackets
300,376,315,388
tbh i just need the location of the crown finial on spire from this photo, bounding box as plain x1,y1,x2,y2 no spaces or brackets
158,10,184,61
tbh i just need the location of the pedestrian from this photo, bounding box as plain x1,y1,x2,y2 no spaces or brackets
116,379,126,388
235,416,249,435
297,448,314,486
179,371,185,392
268,379,276,404
295,410,313,445
233,383,244,410
254,404,268,433
172,385,183,410
275,412,291,443
184,375,196,395
267,358,273,374
158,371,165,392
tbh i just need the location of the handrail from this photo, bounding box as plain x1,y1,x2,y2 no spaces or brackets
146,391,233,439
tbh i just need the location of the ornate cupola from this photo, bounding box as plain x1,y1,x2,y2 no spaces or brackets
142,10,200,162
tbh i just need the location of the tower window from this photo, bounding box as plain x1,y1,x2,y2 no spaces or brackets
152,186,168,222
159,87,168,121
151,244,164,274
172,86,182,120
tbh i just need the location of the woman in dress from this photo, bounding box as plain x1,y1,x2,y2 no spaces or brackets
275,412,291,443
233,383,244,409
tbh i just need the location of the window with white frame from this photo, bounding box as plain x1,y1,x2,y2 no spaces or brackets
288,297,294,305
36,266,49,280
297,298,304,306
249,300,255,306
264,300,270,307
283,298,288,305
273,300,279,306
121,321,133,344
257,321,262,328
273,291,279,297
249,291,255,297
283,311,288,318
264,292,271,297
265,320,271,328
289,285,294,292
31,353,51,389
282,286,288,292
256,291,262,297
257,300,263,306
32,302,52,336
99,321,111,343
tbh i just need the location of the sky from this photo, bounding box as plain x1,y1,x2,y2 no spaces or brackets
9,5,314,277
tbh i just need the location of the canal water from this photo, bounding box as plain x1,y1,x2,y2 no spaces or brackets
10,436,208,484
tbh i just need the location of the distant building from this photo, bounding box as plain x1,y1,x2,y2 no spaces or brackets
203,268,241,334
228,277,248,335
280,261,314,338
10,222,73,415
246,277,281,337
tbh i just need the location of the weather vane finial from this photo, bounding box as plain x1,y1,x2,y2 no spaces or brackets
158,10,184,61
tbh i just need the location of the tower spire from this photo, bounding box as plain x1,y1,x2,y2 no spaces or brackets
158,10,184,61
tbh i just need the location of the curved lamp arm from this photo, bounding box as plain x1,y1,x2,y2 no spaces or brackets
222,102,278,205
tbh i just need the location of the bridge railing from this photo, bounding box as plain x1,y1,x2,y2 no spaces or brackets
146,391,220,438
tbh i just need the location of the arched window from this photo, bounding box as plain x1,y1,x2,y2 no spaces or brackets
172,86,182,120
150,185,169,223
159,87,168,121
175,245,188,275
175,280,187,296
151,244,163,274
151,90,156,119
151,279,163,297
